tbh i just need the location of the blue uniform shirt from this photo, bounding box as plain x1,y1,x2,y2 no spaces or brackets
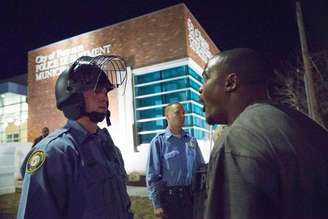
146,128,205,208
18,120,132,219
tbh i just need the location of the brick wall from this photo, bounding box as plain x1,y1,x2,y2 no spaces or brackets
27,4,219,141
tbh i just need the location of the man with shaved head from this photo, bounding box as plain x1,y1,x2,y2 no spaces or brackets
200,48,328,219
146,103,205,219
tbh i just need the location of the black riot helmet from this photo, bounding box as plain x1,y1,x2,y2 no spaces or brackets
55,55,127,126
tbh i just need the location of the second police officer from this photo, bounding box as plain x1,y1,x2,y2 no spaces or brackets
146,103,205,219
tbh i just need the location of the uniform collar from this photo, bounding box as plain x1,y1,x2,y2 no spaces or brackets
164,127,188,140
65,120,101,145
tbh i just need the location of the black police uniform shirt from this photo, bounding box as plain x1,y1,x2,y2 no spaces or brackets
18,120,132,219
205,103,328,219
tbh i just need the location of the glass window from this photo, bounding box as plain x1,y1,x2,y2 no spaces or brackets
137,119,165,131
162,78,189,92
136,84,162,96
194,104,204,116
136,90,192,108
134,65,208,144
184,115,192,126
190,91,200,102
135,71,161,84
164,90,189,103
0,92,28,143
135,78,190,97
193,117,206,128
190,79,201,91
162,66,187,79
136,107,164,120
6,134,13,142
182,103,192,114
189,67,204,83
136,95,163,108
183,102,204,116
184,128,207,140
6,133,20,142
22,102,28,111
139,133,157,144
184,115,206,128
191,129,207,139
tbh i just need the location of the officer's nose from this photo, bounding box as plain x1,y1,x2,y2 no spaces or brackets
98,91,108,103
102,95,109,103
99,88,108,97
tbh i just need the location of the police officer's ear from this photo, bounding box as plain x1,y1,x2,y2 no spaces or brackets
224,73,239,92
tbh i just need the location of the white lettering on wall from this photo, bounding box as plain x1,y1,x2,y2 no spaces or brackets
34,44,112,81
187,18,213,62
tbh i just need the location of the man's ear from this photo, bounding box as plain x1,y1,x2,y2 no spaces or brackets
224,73,239,92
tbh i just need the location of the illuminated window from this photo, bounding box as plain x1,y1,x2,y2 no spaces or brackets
0,92,28,143
134,65,208,144
6,133,20,142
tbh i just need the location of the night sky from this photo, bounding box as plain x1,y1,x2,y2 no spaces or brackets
0,0,327,80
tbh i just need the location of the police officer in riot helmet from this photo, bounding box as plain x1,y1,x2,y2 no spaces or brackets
18,55,133,219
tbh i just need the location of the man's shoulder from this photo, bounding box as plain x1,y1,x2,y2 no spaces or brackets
234,103,289,129
226,103,313,159
23,128,79,176
149,132,167,148
34,128,77,155
242,102,283,117
152,131,166,140
34,135,43,142
223,104,280,158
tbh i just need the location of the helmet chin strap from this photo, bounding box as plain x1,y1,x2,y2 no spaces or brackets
105,110,111,126
83,110,111,126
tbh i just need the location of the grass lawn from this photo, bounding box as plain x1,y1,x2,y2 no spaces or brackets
0,192,18,219
0,191,154,219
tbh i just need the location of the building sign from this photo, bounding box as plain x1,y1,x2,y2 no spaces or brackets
187,18,213,62
34,44,112,81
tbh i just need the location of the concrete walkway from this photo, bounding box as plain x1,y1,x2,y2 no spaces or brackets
127,186,148,197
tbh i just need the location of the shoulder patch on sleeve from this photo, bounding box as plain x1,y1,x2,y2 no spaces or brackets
26,150,47,174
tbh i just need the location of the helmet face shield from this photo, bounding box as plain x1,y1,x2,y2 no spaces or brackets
93,72,114,92
92,55,127,92
69,55,127,93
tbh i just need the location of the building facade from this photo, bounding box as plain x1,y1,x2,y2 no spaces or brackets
27,4,219,172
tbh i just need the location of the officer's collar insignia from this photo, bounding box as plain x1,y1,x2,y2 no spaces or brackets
186,139,196,148
26,150,46,174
